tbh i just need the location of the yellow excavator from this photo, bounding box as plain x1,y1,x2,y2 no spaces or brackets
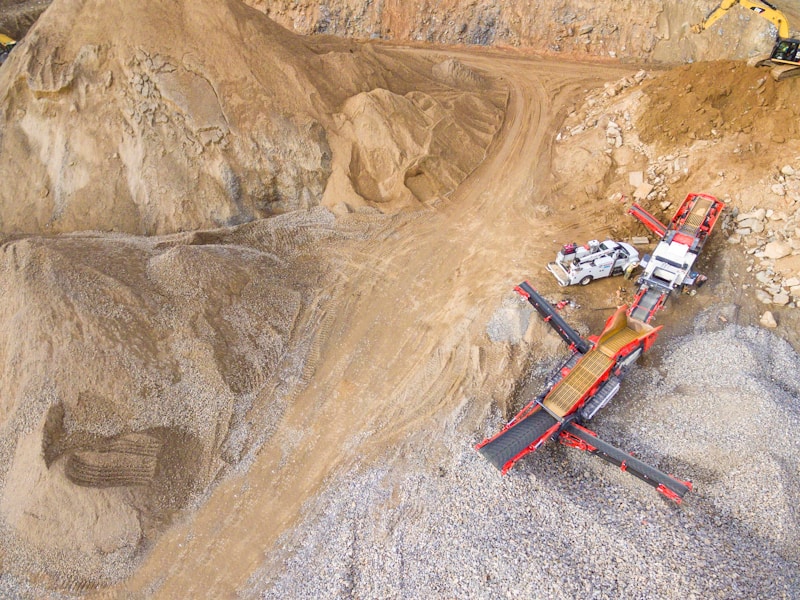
0,33,16,65
693,0,800,80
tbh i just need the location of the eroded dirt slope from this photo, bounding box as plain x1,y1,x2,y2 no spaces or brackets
0,0,504,234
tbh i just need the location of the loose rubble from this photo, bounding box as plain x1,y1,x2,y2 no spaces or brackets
728,185,800,308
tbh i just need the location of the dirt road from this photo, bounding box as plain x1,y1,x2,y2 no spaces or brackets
98,48,634,597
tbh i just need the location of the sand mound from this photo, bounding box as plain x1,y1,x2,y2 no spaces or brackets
0,0,504,235
0,208,348,587
332,84,503,209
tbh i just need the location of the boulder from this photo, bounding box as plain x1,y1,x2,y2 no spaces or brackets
764,241,792,260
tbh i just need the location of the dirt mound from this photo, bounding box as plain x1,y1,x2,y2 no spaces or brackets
637,61,800,150
0,0,503,235
331,85,503,210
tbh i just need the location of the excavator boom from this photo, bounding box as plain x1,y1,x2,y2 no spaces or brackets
695,0,790,39
0,33,15,66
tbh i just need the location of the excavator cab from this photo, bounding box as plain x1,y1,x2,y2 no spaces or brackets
771,37,800,64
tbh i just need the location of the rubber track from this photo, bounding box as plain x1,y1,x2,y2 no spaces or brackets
478,408,558,471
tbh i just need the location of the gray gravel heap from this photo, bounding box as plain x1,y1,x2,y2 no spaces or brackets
243,323,800,600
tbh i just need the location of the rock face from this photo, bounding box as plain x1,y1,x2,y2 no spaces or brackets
245,0,790,62
6,0,799,65
0,0,504,235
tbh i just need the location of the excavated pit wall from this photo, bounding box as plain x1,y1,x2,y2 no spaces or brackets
3,0,796,65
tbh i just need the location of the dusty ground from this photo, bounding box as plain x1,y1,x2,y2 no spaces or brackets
0,0,798,598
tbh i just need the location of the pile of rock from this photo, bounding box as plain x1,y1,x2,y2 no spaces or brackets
555,71,695,208
729,199,800,308
556,70,649,143
625,153,690,205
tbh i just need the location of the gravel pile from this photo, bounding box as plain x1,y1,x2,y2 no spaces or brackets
243,321,800,599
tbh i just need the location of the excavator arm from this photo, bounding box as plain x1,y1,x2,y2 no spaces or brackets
693,0,790,39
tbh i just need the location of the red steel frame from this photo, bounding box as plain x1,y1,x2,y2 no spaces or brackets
629,193,725,249
475,305,661,474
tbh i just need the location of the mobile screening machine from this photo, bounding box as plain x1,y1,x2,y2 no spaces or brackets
475,283,691,502
475,193,725,503
546,240,639,286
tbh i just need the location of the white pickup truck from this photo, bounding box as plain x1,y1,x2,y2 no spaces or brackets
546,240,639,286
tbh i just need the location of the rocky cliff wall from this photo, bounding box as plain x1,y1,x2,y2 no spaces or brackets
245,0,791,62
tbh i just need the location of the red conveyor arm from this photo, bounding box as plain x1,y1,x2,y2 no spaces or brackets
628,203,667,238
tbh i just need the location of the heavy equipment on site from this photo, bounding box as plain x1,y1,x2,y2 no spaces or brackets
627,193,725,323
546,239,639,287
475,282,691,502
475,192,725,503
692,0,800,80
0,34,15,65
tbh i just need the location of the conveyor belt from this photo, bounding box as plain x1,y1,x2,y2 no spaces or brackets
562,423,692,501
628,287,666,323
477,408,559,472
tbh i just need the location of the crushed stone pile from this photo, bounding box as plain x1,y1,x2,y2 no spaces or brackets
244,321,800,599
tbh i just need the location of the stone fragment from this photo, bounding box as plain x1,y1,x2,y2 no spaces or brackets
781,165,795,176
631,236,649,245
736,208,766,223
737,218,764,233
633,183,654,199
771,183,786,196
784,277,800,287
660,201,671,210
755,289,773,304
773,292,790,305
764,241,792,260
760,311,778,328
628,171,644,187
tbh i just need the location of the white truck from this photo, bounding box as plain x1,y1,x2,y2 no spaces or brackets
546,240,639,286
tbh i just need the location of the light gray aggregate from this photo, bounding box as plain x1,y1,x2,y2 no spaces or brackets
243,322,800,600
